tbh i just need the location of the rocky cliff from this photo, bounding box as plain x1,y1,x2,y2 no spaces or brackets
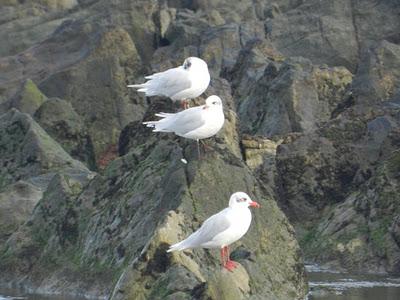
0,0,399,299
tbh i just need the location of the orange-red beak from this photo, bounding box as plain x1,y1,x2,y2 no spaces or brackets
250,201,260,208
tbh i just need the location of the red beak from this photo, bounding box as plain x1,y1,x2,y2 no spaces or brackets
249,201,260,208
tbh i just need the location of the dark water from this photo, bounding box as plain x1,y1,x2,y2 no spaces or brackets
307,264,400,300
2,265,400,300
0,287,88,300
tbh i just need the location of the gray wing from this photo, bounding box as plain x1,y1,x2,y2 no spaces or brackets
185,208,232,247
148,67,192,98
158,106,207,135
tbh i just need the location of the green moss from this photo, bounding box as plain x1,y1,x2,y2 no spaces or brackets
299,227,319,250
387,151,400,177
370,218,391,255
147,277,171,300
16,79,47,114
299,226,336,260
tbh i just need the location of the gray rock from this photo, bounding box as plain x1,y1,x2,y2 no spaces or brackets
266,0,400,72
0,181,42,244
6,79,47,116
0,109,90,190
39,26,146,165
238,57,352,136
34,97,96,169
0,107,307,299
275,104,400,273
353,40,400,104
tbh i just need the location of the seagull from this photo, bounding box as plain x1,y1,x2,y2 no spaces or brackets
143,95,225,157
167,192,260,271
128,57,210,109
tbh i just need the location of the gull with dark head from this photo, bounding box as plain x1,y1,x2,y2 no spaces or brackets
167,192,260,271
128,57,210,109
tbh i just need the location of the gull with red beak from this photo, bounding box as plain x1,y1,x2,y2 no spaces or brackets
143,95,224,157
167,192,260,271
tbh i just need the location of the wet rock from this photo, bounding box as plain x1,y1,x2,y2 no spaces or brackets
302,149,400,273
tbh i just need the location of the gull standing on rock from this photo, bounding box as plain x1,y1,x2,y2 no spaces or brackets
143,95,225,157
167,192,260,271
128,57,210,109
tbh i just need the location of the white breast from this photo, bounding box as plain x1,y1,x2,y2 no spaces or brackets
182,107,224,140
202,208,252,248
171,67,210,101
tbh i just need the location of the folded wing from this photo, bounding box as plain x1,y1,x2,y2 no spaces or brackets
128,67,192,98
167,208,231,252
143,106,207,135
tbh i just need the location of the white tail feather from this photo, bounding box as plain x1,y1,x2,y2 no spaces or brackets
167,240,188,252
127,84,145,89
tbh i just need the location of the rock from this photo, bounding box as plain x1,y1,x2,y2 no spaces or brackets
228,39,285,101
0,4,68,57
0,109,90,190
242,136,281,170
109,136,307,299
2,0,400,296
266,0,359,71
0,108,93,254
204,264,250,300
39,26,145,166
0,181,42,244
0,112,307,299
0,172,95,293
275,103,400,273
242,135,282,188
302,149,400,273
238,57,353,136
6,79,47,116
34,97,96,169
266,0,400,72
353,40,400,104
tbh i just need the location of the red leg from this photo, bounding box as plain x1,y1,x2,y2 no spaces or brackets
180,100,189,109
224,246,238,271
220,248,226,266
200,140,213,152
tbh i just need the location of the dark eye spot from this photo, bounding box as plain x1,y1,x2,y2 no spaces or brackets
184,60,192,69
236,198,247,203
212,101,217,105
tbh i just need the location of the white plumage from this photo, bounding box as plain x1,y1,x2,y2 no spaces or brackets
128,57,210,105
143,95,224,141
167,192,260,271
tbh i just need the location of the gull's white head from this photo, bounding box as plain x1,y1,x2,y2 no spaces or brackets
228,192,260,208
183,57,208,71
205,95,223,108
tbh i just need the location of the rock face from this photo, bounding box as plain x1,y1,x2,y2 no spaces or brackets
277,103,400,273
34,97,96,169
0,114,306,299
0,109,92,265
1,0,399,298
